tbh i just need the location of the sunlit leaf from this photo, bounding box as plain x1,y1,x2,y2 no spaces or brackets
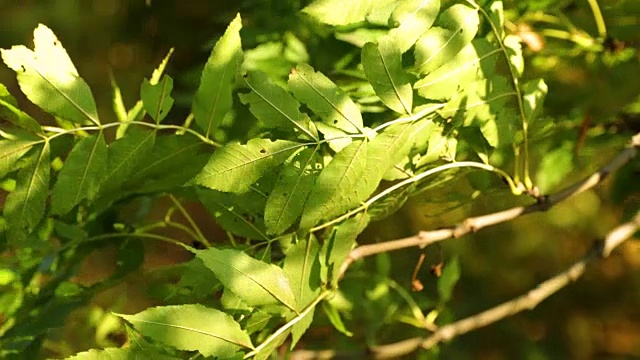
323,214,369,285
192,14,242,138
117,304,254,358
0,84,41,132
194,139,302,193
196,248,297,311
300,140,368,230
289,64,364,133
415,39,500,101
63,347,176,360
197,188,270,240
388,0,440,53
51,133,108,215
1,24,100,125
265,148,321,235
363,123,414,194
141,75,174,123
3,143,49,243
315,122,353,152
302,0,375,26
414,4,480,74
239,71,316,139
362,38,413,114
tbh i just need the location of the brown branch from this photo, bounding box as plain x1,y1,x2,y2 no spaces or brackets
369,211,640,358
338,132,640,279
291,211,640,359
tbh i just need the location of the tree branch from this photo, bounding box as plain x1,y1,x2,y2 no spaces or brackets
338,132,640,279
291,211,640,359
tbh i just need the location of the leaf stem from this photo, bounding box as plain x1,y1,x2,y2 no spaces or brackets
585,0,607,40
243,290,331,359
168,194,211,248
312,161,517,232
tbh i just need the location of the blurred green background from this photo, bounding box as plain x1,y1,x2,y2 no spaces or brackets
1,0,640,359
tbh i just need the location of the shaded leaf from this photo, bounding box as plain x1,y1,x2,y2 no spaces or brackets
535,142,574,192
192,14,243,138
239,71,316,139
362,124,414,194
117,304,253,358
265,148,321,235
302,0,375,26
388,0,441,53
322,301,353,337
194,139,302,193
299,140,368,230
289,64,364,133
1,24,99,125
362,38,413,114
0,140,39,179
3,143,49,243
141,75,174,123
323,214,370,285
414,4,480,74
51,133,108,215
197,188,270,240
196,248,297,311
0,84,41,132
437,256,460,303
101,127,155,193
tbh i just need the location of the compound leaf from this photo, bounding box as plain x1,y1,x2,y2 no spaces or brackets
362,38,413,114
1,24,99,125
141,75,174,123
414,4,480,74
265,148,321,235
194,139,301,193
288,64,364,134
300,140,368,230
3,142,49,243
192,14,243,138
51,133,108,215
196,248,297,311
117,304,253,358
239,71,316,139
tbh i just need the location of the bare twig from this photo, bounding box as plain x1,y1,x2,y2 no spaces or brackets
338,132,640,279
291,211,640,359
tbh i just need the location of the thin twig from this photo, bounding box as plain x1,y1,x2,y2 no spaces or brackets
338,132,640,279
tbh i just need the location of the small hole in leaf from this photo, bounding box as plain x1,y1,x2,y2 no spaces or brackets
20,65,26,72
459,28,464,33
283,192,288,197
333,119,338,124
260,149,267,154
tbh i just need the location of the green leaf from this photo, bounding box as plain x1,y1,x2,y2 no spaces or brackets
125,134,207,194
363,124,414,194
414,4,480,74
362,38,413,114
196,248,297,311
437,256,460,303
1,24,100,125
322,301,353,337
289,64,364,134
299,140,368,230
315,122,353,152
388,0,441,53
141,75,174,123
3,143,49,243
265,148,321,235
535,142,574,192
192,14,243,138
63,347,176,360
51,133,108,215
194,139,302,193
0,84,41,132
197,188,270,240
0,140,39,179
302,0,375,26
323,214,369,285
522,79,548,122
414,39,500,101
116,304,254,357
283,238,322,347
101,127,155,193
239,71,316,139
